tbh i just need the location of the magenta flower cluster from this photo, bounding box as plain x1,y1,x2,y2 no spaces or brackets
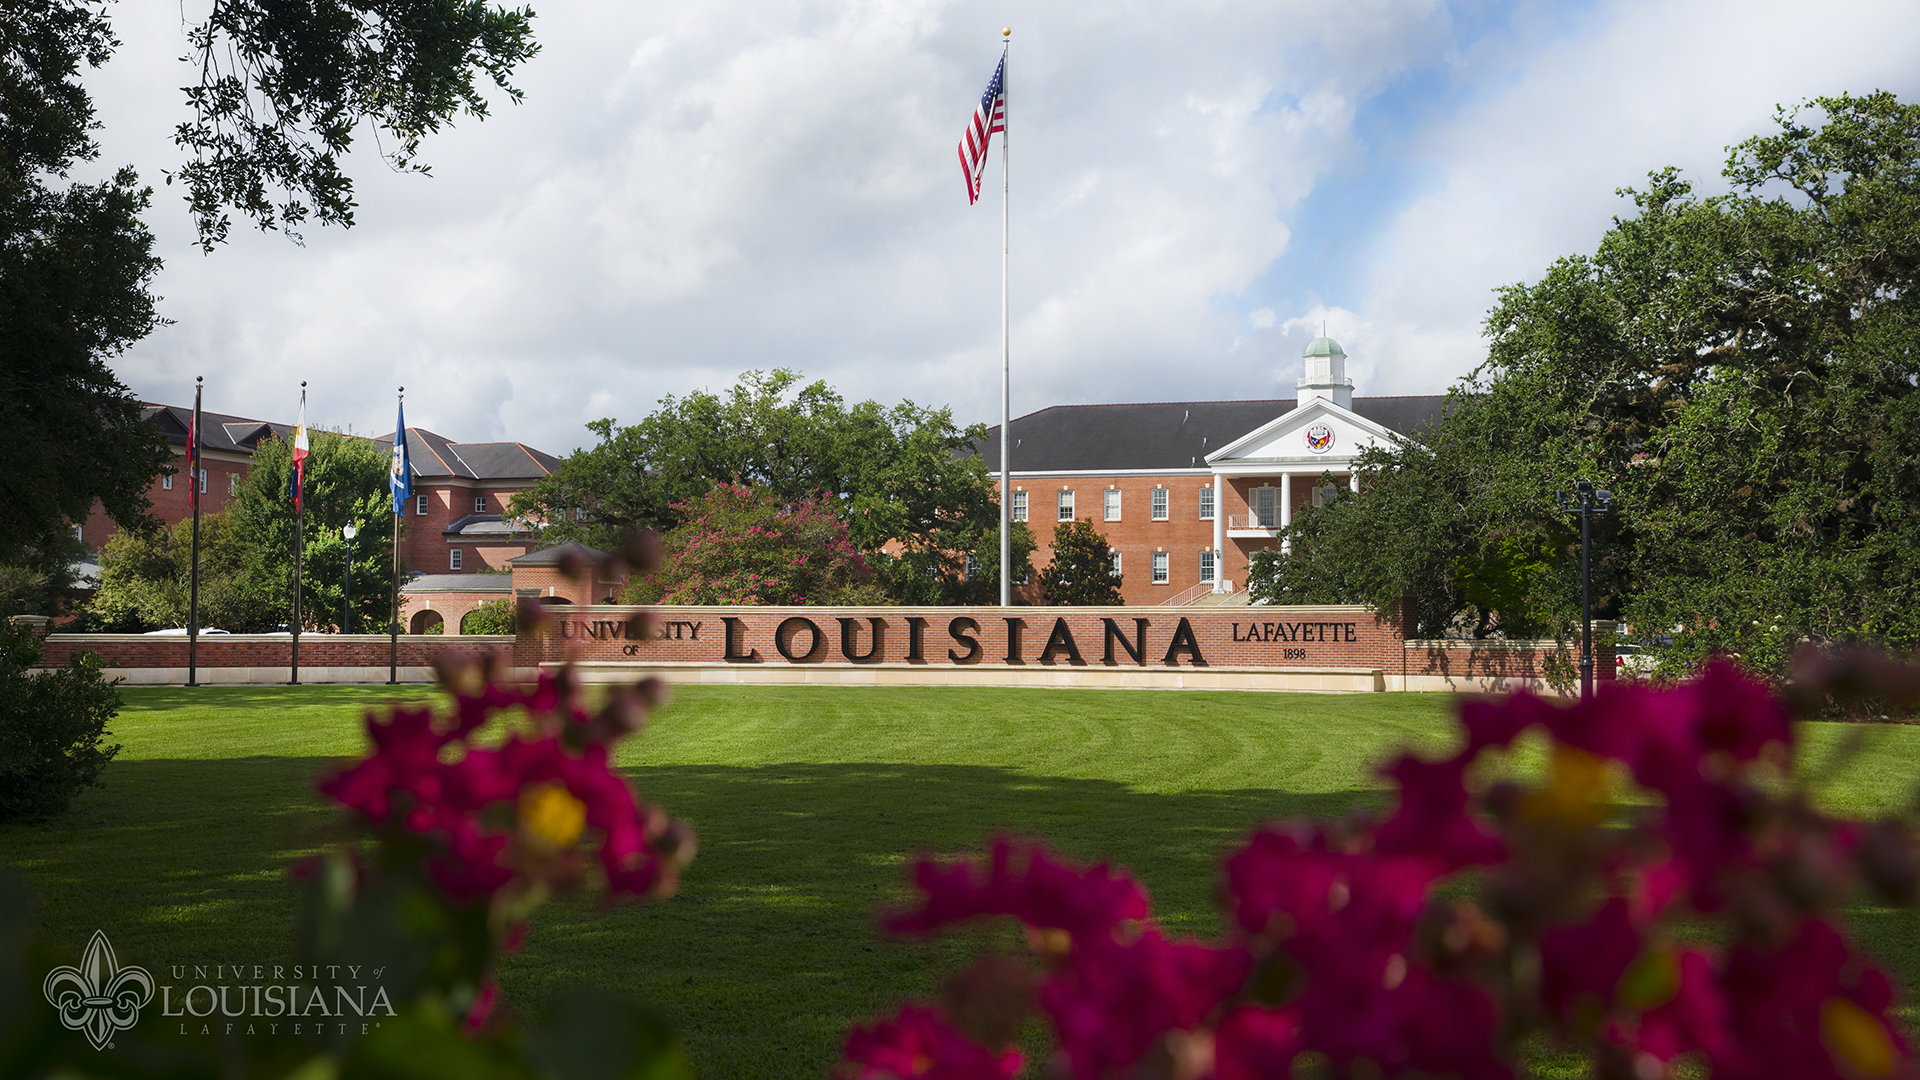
319,659,694,906
842,665,1912,1080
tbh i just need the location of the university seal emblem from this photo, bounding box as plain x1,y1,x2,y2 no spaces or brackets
1304,422,1334,454
44,930,153,1050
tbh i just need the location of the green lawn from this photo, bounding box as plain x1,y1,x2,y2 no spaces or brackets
5,684,1920,1078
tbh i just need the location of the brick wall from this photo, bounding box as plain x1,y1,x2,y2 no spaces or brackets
36,633,511,674
513,603,1609,684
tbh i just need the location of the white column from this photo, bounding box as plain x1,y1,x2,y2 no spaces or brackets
1279,472,1292,554
1350,470,1361,495
1211,473,1226,592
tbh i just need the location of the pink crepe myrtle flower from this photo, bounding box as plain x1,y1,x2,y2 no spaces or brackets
840,1004,1022,1080
845,664,1915,1080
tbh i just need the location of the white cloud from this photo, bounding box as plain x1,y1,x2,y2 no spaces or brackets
77,0,1920,457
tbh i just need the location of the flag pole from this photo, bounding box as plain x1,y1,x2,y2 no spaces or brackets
998,26,1012,609
187,376,203,687
390,387,404,686
290,382,305,685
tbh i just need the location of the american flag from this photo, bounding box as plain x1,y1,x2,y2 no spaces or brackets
957,55,1005,205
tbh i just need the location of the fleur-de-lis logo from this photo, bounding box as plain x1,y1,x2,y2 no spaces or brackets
43,930,153,1050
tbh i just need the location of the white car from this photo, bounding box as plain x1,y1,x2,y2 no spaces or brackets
143,628,232,635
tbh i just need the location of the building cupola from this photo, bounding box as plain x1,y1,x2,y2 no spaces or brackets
1298,334,1354,409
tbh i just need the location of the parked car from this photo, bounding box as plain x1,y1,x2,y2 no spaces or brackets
143,628,231,635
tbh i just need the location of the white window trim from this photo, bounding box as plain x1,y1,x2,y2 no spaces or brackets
1151,488,1168,521
1198,485,1214,521
1110,552,1122,578
1103,489,1121,522
1057,490,1075,521
1199,549,1216,582
449,548,463,571
1254,486,1278,528
474,495,487,514
1151,551,1169,584
416,494,429,516
1010,490,1028,522
162,472,173,490
197,469,207,494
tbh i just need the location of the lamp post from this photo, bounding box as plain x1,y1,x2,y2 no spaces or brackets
1555,480,1612,701
342,522,358,634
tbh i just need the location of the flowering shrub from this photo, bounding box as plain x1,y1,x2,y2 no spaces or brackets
843,663,1918,1080
625,481,881,605
298,648,698,1075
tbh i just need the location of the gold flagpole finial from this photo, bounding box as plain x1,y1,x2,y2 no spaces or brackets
1002,27,1010,37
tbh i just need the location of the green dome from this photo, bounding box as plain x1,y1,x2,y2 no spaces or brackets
1304,336,1346,357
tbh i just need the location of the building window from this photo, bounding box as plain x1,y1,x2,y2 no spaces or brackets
474,495,487,514
574,506,585,521
1011,491,1028,522
450,548,463,571
1018,565,1030,585
1198,485,1214,520
1255,486,1277,528
1103,489,1121,521
416,494,429,516
1151,488,1168,520
1058,490,1074,521
1151,551,1169,584
162,472,173,490
1110,552,1122,578
198,469,207,494
229,473,239,495
1312,483,1342,508
965,552,979,581
1199,549,1216,582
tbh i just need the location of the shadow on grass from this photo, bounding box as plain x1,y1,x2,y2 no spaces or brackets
11,757,1919,1080
2,756,1383,1080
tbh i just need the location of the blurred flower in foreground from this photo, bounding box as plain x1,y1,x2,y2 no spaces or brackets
844,661,1917,1080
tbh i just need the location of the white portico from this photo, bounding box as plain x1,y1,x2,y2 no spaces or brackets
1205,336,1401,590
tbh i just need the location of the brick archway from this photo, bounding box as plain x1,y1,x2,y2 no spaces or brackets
410,609,445,634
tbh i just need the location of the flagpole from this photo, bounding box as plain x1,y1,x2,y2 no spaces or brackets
998,27,1011,609
390,387,403,686
187,376,203,687
290,382,305,685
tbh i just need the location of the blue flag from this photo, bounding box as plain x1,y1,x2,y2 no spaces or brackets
390,402,411,514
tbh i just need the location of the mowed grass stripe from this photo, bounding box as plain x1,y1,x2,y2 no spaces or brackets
4,684,1919,1079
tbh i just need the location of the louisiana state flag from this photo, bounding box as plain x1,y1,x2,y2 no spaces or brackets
390,400,411,514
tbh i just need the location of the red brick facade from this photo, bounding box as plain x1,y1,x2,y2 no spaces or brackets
1010,474,1332,605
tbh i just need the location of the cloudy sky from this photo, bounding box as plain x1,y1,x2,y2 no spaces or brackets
85,0,1920,455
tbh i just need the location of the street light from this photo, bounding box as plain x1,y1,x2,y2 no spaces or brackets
1554,480,1612,700
342,522,358,634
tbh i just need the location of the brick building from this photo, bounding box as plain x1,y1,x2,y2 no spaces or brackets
81,405,561,579
982,337,1445,606
79,404,291,551
371,428,560,575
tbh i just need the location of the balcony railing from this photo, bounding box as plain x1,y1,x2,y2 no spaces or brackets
1227,514,1280,530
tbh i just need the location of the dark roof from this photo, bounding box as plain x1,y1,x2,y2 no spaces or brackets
509,540,605,567
143,404,292,455
976,396,1449,473
145,404,560,481
404,573,513,593
374,428,561,481
442,513,537,539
